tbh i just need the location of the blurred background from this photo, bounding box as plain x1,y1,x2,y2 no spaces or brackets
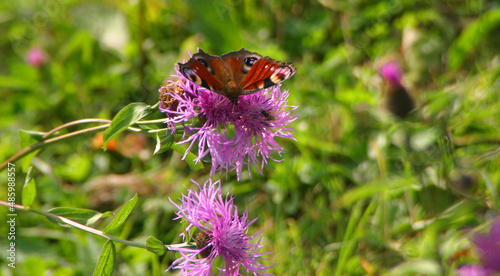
1,0,500,275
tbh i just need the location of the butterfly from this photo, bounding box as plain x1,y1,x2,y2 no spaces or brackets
178,48,297,105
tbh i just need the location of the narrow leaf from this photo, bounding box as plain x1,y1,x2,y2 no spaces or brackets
18,130,40,171
448,9,500,70
146,236,167,256
389,259,441,276
22,166,36,208
103,194,138,233
102,103,153,150
171,144,204,171
92,240,116,276
19,129,47,141
167,242,197,250
48,207,103,226
154,131,175,155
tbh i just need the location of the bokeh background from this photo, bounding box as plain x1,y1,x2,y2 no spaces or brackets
1,0,500,275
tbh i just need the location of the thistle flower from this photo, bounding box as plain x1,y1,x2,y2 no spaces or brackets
159,68,297,180
379,60,403,86
473,220,500,272
167,179,274,275
458,219,500,276
457,265,489,276
378,61,415,119
26,47,46,67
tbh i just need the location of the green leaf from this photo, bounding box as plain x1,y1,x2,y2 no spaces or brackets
171,144,204,171
22,166,36,208
448,9,500,70
19,130,47,141
102,103,153,150
145,236,167,256
18,130,41,171
389,259,441,276
100,211,115,218
167,242,197,251
154,131,175,155
92,240,116,276
334,177,416,208
0,75,32,89
103,194,138,233
47,207,103,226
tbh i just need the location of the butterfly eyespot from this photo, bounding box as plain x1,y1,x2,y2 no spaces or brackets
183,68,201,85
244,57,258,66
196,58,208,67
270,66,293,83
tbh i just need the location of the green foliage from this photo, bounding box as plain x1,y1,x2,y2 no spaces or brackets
22,166,36,208
171,144,205,171
103,103,154,150
146,236,167,256
47,207,112,227
1,0,500,275
103,194,138,233
93,240,116,276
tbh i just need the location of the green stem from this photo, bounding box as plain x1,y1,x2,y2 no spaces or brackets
43,118,112,139
0,124,110,171
0,201,145,248
0,107,191,172
150,101,160,109
147,128,172,134
136,118,169,124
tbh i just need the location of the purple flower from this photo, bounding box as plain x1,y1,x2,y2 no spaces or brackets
159,68,297,180
25,47,46,67
377,60,415,119
457,219,500,276
474,220,500,272
167,179,274,275
457,265,489,276
378,60,403,86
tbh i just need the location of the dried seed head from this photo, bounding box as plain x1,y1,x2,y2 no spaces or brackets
159,80,185,110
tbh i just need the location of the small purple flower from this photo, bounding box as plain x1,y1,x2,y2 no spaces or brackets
159,68,297,180
474,220,500,272
377,60,415,119
167,179,274,275
457,219,500,276
26,47,46,67
457,265,489,276
378,60,403,86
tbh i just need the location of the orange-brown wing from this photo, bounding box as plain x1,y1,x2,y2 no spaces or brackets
239,57,297,94
178,50,224,92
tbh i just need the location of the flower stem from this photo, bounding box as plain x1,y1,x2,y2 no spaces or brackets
0,124,110,171
42,118,112,139
0,110,185,172
136,118,169,124
0,200,146,248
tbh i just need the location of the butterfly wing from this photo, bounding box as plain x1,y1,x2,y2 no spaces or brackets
178,50,224,92
178,48,297,104
239,57,297,94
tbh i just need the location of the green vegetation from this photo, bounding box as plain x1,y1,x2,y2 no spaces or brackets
1,0,499,275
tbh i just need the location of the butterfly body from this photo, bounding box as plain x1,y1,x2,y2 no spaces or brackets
178,48,297,104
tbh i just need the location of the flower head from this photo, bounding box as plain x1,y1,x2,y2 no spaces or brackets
26,47,46,67
167,179,274,275
377,60,415,119
378,60,403,86
474,219,500,271
457,219,500,276
159,67,297,180
457,265,489,276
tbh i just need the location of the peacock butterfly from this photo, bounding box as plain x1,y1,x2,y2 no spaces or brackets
178,48,297,104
